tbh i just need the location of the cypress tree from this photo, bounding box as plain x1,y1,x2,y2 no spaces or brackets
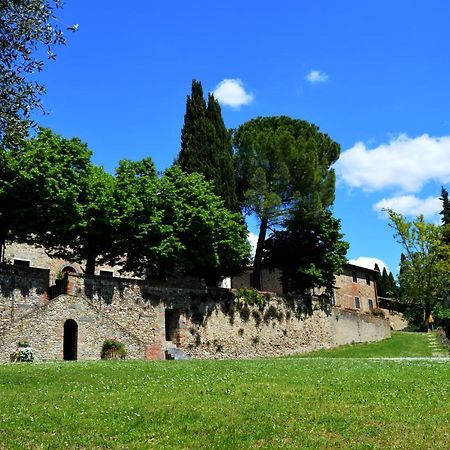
178,80,238,211
380,267,390,297
206,93,239,211
374,263,383,296
440,187,450,244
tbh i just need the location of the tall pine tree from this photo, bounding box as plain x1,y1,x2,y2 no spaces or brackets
178,80,238,211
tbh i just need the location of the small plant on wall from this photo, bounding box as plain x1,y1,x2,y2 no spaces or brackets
10,341,34,362
101,338,126,360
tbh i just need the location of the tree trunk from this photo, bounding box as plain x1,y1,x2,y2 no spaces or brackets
85,252,97,276
252,218,268,291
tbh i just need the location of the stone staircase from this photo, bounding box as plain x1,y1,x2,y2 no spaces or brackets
427,331,448,357
164,342,191,360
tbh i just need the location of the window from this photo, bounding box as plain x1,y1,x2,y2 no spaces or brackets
368,298,374,310
99,270,113,278
366,274,371,285
354,296,361,309
13,259,30,267
352,271,357,283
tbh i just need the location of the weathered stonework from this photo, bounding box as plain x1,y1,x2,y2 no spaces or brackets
0,268,391,362
0,264,49,335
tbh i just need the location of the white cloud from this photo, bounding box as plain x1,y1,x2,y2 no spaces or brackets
337,134,450,193
373,195,441,218
212,79,254,108
348,256,389,273
305,70,329,83
247,232,258,257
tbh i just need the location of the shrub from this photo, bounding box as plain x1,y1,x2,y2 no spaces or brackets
372,308,386,318
235,288,267,310
10,342,34,362
101,339,126,360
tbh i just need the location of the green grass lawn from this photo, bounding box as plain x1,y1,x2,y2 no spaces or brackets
0,334,449,449
300,331,448,358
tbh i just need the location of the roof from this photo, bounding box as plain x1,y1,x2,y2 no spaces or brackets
344,262,379,274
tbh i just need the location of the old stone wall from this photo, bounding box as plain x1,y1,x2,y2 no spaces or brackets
0,264,49,334
231,267,283,294
0,294,147,361
328,309,391,346
176,297,391,359
0,269,391,362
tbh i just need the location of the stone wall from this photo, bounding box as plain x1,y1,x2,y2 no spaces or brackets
231,267,283,294
0,264,49,334
0,270,391,362
4,242,126,283
0,294,147,361
328,309,391,346
176,297,391,359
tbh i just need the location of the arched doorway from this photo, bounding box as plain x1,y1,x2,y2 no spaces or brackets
63,319,78,360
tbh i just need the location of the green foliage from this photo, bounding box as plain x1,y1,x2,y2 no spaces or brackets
371,307,386,318
265,209,348,295
386,209,450,327
178,80,238,211
100,339,126,360
0,128,93,261
155,167,250,284
9,341,34,362
235,288,267,310
234,116,340,289
0,0,76,148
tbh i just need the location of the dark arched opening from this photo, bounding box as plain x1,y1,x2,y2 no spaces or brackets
63,319,78,360
62,266,77,275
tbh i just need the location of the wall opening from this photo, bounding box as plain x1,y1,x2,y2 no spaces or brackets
165,309,180,342
63,319,78,360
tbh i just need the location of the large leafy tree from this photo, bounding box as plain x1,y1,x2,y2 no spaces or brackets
0,128,92,262
1,128,117,275
59,165,116,275
110,165,249,284
0,0,76,148
265,208,348,295
155,167,249,285
177,80,238,211
110,158,172,277
387,209,450,328
234,116,340,289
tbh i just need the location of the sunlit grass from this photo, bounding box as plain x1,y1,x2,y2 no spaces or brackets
299,331,448,358
0,349,449,448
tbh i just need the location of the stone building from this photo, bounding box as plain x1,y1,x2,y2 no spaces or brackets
231,263,380,314
333,263,379,313
0,243,391,362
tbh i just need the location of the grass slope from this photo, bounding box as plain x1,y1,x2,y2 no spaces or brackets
300,331,447,358
0,336,449,449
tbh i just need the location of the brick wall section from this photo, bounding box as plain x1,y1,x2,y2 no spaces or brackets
0,264,49,334
334,265,378,313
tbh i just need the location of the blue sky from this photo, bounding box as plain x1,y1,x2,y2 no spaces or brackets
33,0,450,275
